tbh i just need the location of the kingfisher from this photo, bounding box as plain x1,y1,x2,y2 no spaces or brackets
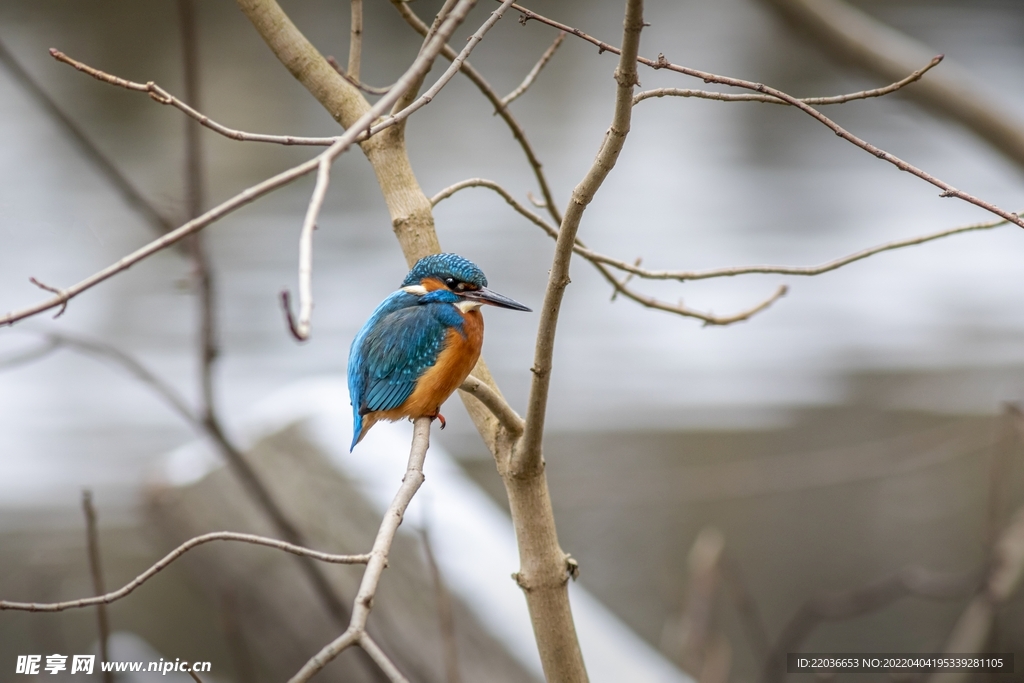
347,253,531,450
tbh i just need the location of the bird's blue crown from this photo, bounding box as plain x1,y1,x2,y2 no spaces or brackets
403,253,488,288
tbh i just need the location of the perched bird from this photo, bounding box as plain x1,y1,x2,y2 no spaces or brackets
348,253,530,450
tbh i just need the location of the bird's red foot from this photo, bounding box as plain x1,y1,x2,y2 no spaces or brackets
430,412,447,429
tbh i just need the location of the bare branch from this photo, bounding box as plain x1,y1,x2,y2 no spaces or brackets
391,0,564,226
288,417,431,683
459,374,525,437
582,213,1018,282
1,153,322,326
326,55,391,95
50,50,335,147
28,277,68,318
0,532,370,613
433,178,786,324
518,0,645,478
760,0,1024,171
188,672,206,683
634,55,942,106
501,31,566,106
348,0,363,82
51,49,337,147
508,2,1024,230
82,491,113,683
284,156,330,340
431,177,557,239
361,634,412,683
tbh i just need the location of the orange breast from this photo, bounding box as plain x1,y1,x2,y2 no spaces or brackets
378,307,484,422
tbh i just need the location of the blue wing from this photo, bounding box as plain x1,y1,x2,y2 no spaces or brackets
348,291,460,449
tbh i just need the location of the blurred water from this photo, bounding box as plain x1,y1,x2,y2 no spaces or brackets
1,0,1024,509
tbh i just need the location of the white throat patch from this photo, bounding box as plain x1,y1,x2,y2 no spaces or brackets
456,299,483,313
401,285,428,295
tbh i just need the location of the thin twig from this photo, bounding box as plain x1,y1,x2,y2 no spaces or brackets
0,37,175,235
633,55,943,106
82,491,113,683
188,672,205,683
518,0,641,476
584,213,1019,282
459,375,525,436
760,0,1024,171
507,2,1024,230
391,0,564,226
28,277,68,318
50,49,338,147
501,31,566,106
0,532,370,613
288,418,432,683
326,55,391,95
348,0,363,82
285,155,330,340
433,178,788,324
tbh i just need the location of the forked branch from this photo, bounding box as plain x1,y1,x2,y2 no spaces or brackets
287,418,432,683
509,2,1024,230
633,55,942,106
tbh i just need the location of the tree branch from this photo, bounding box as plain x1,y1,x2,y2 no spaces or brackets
50,49,337,147
433,177,788,324
287,418,432,683
348,0,363,82
759,0,1024,172
459,375,525,437
501,31,566,106
508,2,1024,230
0,532,370,613
633,55,942,106
391,0,564,226
517,0,645,477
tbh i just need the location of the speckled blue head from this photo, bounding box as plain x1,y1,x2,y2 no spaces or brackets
403,253,488,288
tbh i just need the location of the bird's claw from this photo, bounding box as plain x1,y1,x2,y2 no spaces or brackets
432,413,447,429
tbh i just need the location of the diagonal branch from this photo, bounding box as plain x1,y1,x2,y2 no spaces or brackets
580,213,1019,282
459,374,525,436
391,0,564,226
508,2,1024,230
634,55,942,106
501,31,566,106
51,49,338,147
0,531,370,613
287,418,432,683
519,0,646,476
433,178,788,324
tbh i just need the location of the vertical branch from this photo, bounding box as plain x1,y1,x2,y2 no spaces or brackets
81,490,113,683
348,0,363,82
515,0,644,474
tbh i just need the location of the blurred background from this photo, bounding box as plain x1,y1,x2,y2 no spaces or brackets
1,0,1023,681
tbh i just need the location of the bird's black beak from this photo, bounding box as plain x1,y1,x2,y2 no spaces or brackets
463,287,531,311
